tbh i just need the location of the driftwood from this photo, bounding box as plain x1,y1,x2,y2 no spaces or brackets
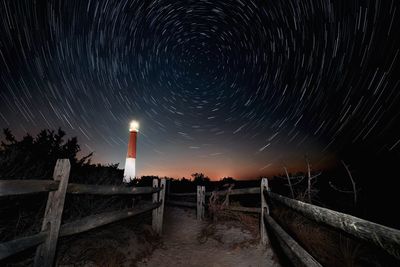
0,180,60,196
264,213,322,267
267,191,400,259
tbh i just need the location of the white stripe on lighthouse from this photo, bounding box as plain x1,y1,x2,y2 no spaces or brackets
123,120,139,183
123,158,136,183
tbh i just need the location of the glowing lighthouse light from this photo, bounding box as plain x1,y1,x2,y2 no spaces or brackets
123,120,139,183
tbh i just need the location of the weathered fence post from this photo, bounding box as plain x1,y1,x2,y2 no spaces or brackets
260,178,269,245
34,159,71,267
152,178,159,233
197,186,205,220
152,178,166,235
167,179,171,198
157,178,166,234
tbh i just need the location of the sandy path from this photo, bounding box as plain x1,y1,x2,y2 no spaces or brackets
138,207,280,267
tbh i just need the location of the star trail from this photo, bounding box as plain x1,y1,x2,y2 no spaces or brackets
1,0,400,179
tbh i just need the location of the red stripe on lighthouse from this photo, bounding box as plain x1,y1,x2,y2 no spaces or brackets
127,131,137,158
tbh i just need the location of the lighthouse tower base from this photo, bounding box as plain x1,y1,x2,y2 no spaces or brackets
123,158,136,183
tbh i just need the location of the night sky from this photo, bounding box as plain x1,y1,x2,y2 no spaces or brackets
1,0,400,179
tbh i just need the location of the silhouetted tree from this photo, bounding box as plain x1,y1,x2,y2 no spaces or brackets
0,128,128,243
0,128,82,180
136,175,159,186
191,172,210,185
220,177,235,184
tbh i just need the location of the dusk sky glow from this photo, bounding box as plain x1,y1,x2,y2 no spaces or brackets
1,0,400,180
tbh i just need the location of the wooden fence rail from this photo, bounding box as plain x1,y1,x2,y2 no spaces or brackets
0,180,161,197
166,184,261,221
205,186,260,196
264,213,322,267
67,183,161,195
166,178,400,265
266,190,400,260
0,202,160,260
0,159,166,267
169,192,197,197
166,184,204,220
0,180,60,196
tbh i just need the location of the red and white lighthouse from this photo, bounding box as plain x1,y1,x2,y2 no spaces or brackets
123,120,139,183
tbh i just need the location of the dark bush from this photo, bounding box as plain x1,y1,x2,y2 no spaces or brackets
0,128,129,242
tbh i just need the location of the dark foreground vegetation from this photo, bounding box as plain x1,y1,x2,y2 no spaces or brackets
0,129,130,241
1,128,399,266
0,128,160,266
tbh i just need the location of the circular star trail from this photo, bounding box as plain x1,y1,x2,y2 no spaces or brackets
1,0,400,178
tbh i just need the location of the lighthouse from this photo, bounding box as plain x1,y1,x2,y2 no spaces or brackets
123,120,139,183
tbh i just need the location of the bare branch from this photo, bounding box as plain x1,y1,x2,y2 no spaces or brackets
341,160,357,205
310,172,322,180
329,181,354,193
282,165,295,199
290,176,306,186
305,156,312,203
277,175,304,180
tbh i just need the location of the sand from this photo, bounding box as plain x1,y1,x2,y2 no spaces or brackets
137,206,280,267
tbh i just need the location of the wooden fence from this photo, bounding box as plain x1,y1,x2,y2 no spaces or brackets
2,165,400,266
263,185,400,265
167,184,261,221
0,159,166,267
167,178,400,266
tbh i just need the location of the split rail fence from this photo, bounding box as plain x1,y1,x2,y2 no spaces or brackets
167,183,261,220
2,162,400,267
167,178,400,266
0,159,166,267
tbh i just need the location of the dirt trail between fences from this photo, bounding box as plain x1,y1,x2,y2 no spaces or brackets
138,206,280,267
